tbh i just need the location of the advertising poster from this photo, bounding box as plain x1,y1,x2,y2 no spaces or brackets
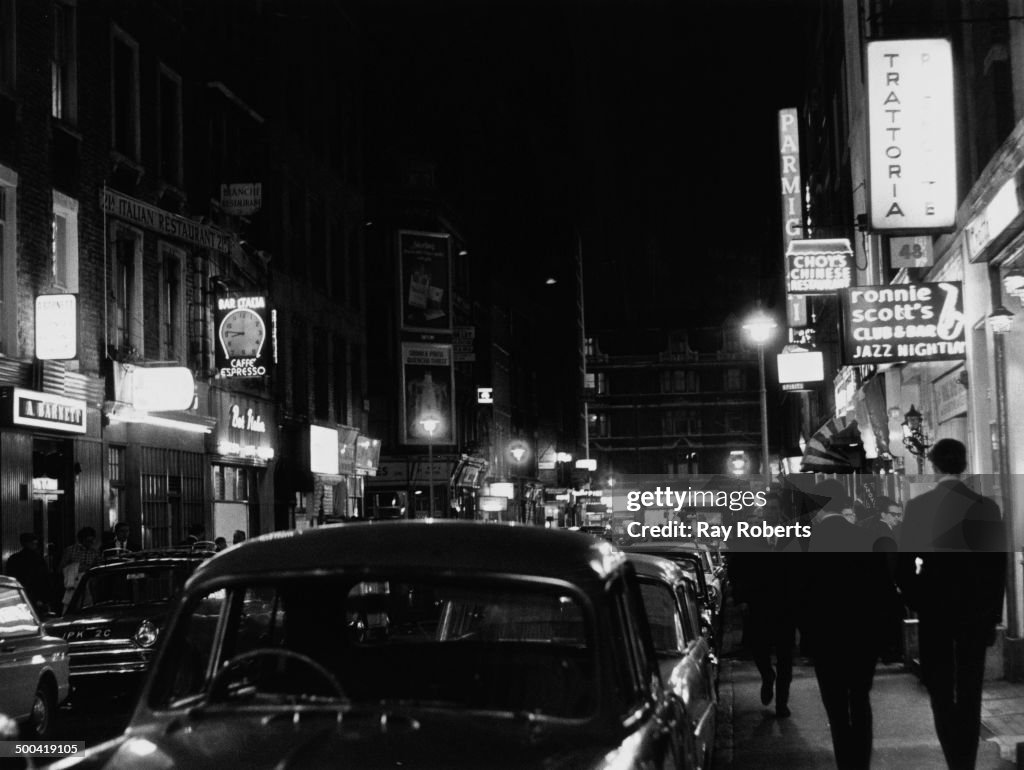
842,281,966,365
214,292,275,379
400,342,455,445
399,230,452,333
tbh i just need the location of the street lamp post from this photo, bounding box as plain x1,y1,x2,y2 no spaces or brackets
510,444,527,523
742,312,778,485
420,416,440,518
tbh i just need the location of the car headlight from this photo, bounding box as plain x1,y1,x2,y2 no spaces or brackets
133,620,160,648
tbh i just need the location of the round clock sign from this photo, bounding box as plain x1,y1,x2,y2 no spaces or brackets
218,308,266,359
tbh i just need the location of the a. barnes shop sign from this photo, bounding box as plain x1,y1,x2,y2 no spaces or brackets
842,281,966,364
215,292,277,379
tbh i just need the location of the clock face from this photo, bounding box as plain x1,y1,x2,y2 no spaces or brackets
219,308,266,358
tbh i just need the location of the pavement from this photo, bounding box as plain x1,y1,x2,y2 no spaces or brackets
714,603,1024,769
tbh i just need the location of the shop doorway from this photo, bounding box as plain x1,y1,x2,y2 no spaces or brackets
32,437,73,609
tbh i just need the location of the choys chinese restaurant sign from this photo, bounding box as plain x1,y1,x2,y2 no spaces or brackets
786,239,854,294
842,282,966,364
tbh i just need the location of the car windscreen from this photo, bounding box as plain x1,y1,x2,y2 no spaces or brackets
71,565,192,611
151,575,597,721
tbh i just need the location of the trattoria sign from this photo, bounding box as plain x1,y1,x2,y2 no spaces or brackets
785,239,854,294
842,282,966,364
866,39,957,231
1,387,87,433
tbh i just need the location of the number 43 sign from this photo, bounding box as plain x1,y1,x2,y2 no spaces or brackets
890,236,934,269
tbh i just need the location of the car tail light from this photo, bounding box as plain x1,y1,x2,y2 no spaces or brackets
133,620,159,648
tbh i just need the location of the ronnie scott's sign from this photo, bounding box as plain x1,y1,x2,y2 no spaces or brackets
842,281,966,364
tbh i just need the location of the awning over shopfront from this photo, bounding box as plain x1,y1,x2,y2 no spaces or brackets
801,416,865,473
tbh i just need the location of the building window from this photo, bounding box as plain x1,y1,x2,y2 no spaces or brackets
314,329,329,421
0,0,13,90
584,337,595,356
590,412,608,437
110,26,140,160
106,445,126,531
725,368,743,391
333,336,348,424
159,243,185,362
0,166,16,355
51,2,76,122
158,66,183,185
52,191,78,292
110,225,143,358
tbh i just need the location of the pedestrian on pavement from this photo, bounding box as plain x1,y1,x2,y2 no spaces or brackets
214,537,228,552
232,530,246,545
799,479,900,770
897,438,1005,770
102,521,138,554
59,526,100,613
5,533,52,616
728,494,799,718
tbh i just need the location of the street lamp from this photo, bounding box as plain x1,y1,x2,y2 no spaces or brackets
508,440,530,523
742,311,778,484
420,416,440,518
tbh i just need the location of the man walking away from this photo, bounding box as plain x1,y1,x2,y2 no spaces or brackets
897,439,1005,770
5,533,52,616
800,480,900,770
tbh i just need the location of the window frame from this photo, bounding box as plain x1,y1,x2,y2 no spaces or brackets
157,63,183,186
0,164,17,355
51,0,77,123
110,24,141,161
109,222,144,357
52,190,79,292
158,241,186,362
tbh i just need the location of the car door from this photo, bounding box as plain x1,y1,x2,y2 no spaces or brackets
0,584,45,721
676,578,716,767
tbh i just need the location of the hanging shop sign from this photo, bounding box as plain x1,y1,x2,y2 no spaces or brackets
778,108,803,252
337,426,359,476
889,235,934,269
310,425,339,476
785,239,854,294
100,189,232,253
786,294,808,328
934,366,968,423
842,281,966,364
355,436,382,476
211,393,275,463
399,342,456,445
398,230,452,333
35,294,78,360
219,183,262,216
114,364,195,412
777,350,825,390
866,38,957,232
965,176,1022,262
1,387,86,434
834,367,858,420
214,292,276,379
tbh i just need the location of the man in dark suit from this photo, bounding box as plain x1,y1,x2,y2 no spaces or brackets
800,480,899,770
102,522,139,553
897,439,1005,770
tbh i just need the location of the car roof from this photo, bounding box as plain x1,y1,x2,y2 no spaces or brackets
625,552,694,585
85,550,212,574
188,521,626,593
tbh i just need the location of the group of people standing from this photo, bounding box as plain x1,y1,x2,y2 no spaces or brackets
729,438,1006,770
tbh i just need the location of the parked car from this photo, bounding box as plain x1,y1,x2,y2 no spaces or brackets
621,543,722,650
0,575,71,737
43,546,215,696
627,553,718,769
51,522,687,769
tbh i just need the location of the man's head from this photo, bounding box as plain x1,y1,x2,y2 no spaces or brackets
114,522,129,541
928,438,967,476
19,532,39,550
77,526,97,547
875,495,903,528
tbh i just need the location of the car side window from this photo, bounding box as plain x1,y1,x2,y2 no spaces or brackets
608,578,649,716
150,588,227,706
638,579,685,654
676,584,702,644
0,586,39,638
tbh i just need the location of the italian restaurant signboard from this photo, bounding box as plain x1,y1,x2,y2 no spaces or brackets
842,281,966,364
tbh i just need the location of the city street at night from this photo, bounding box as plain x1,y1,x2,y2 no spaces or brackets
5,0,1024,768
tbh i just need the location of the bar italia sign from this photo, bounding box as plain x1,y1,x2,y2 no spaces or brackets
1,388,87,433
842,282,966,364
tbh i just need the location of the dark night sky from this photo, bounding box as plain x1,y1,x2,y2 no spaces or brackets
356,0,807,332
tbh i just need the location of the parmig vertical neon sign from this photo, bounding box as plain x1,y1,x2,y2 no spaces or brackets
778,108,803,252
866,39,957,232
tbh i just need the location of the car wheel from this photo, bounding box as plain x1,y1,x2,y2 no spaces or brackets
24,682,55,738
